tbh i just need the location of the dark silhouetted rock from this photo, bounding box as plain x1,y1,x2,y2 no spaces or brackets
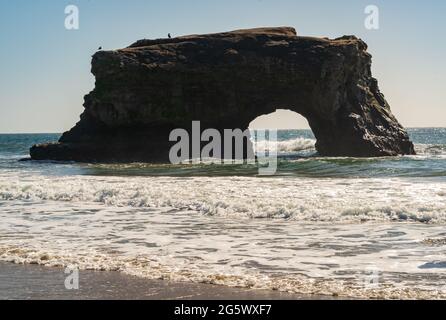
30,27,415,162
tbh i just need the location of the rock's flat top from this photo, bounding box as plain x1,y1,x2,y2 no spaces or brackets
128,27,299,48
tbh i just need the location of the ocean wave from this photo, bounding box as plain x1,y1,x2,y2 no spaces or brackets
1,174,445,223
414,143,446,156
252,138,446,157
253,137,316,154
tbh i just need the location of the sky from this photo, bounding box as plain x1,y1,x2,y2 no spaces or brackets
0,0,445,132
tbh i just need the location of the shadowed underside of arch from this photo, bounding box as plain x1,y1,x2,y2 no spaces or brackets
30,27,415,162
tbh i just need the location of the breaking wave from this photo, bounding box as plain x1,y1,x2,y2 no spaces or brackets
1,174,445,223
414,143,446,156
253,137,316,154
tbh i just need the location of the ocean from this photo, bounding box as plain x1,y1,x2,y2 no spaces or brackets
0,128,445,299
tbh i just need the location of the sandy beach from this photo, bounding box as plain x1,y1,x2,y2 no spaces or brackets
0,262,336,300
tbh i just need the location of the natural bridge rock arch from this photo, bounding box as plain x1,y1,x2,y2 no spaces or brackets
31,27,415,162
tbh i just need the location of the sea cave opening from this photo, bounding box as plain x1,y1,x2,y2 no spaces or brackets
249,109,317,157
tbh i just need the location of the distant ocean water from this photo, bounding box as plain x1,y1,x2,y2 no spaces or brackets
0,128,445,299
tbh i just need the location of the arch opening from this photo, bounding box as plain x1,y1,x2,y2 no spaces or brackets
249,109,311,130
249,109,317,157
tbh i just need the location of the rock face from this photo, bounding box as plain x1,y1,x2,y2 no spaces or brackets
30,27,415,162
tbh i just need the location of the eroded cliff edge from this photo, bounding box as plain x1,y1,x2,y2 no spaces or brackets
30,27,415,162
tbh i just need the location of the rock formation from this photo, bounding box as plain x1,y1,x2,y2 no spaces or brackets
30,27,415,162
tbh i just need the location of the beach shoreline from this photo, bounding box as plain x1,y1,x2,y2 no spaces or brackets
0,262,336,300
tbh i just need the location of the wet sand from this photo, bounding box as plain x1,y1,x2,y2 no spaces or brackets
0,262,334,300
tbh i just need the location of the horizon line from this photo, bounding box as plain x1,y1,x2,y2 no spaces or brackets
0,126,445,135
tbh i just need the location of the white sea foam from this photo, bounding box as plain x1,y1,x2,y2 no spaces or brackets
1,209,445,299
414,143,446,157
253,137,316,154
1,173,445,223
1,162,446,299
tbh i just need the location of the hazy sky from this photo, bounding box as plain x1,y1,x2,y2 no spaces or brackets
0,0,445,132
